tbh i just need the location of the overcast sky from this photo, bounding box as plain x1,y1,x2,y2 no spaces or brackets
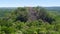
0,0,60,7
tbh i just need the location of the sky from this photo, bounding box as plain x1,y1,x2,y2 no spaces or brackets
0,0,60,7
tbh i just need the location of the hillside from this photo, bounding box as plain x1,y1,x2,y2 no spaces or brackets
0,7,60,34
0,7,17,17
45,7,60,11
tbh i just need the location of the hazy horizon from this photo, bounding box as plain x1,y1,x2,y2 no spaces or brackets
0,0,60,7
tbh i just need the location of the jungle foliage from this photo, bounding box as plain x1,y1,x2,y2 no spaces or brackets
0,7,60,34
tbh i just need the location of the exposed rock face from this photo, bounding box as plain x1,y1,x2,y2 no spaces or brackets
28,7,37,22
